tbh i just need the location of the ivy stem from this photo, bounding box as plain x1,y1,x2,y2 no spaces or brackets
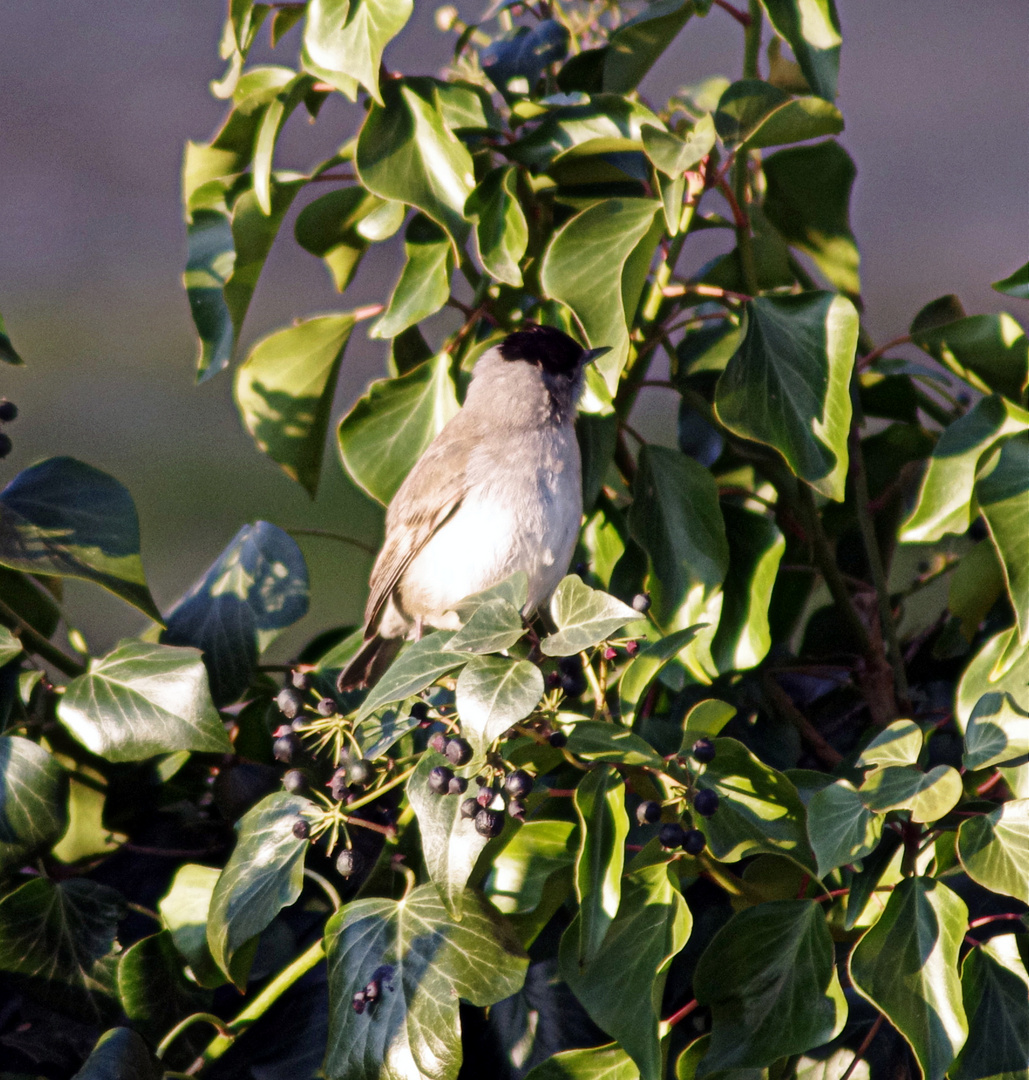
286,528,377,555
857,333,913,371
840,1013,885,1080
189,938,326,1074
762,673,843,767
712,0,751,27
0,596,85,677
343,764,416,814
968,912,1026,929
157,1013,231,1059
663,998,699,1028
303,867,341,911
743,0,762,77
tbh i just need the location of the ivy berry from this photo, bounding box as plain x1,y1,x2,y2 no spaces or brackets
693,789,719,817
474,808,504,838
636,800,662,825
659,823,687,849
336,848,364,878
692,738,717,763
444,737,472,766
683,829,706,856
504,769,534,799
428,765,454,794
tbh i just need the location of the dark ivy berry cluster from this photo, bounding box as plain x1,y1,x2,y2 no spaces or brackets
643,738,719,855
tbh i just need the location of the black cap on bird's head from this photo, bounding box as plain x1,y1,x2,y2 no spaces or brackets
497,324,610,378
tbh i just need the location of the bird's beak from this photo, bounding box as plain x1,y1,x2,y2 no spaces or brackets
582,346,612,366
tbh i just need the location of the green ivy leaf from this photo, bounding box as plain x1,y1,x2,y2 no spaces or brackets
465,166,528,287
806,780,883,879
338,352,460,506
541,575,638,657
957,799,1029,904
913,313,1029,404
694,738,813,869
628,446,729,680
714,80,844,149
763,140,859,294
0,877,125,1023
674,1034,768,1080
252,76,311,214
641,115,716,177
601,0,693,93
235,313,356,495
541,198,663,392
323,884,528,1080
680,699,737,747
445,597,525,655
899,395,1029,542
715,292,859,500
355,77,476,250
0,624,22,666
951,934,1029,1080
486,819,577,915
978,435,1029,645
524,1043,639,1080
294,187,380,292
158,864,226,988
480,21,569,100
849,877,968,1080
855,719,923,769
0,311,24,365
992,261,1029,300
57,640,230,762
456,655,544,755
0,457,161,621
162,521,310,705
695,900,844,1070
572,765,629,966
302,0,413,104
963,691,1029,770
561,859,691,1080
0,736,68,874
858,764,963,823
759,0,842,100
72,1028,161,1080
356,631,470,722
566,721,666,770
208,792,315,986
371,215,453,339
618,626,701,728
356,709,421,760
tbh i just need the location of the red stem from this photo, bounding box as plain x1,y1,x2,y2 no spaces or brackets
968,912,1026,929
712,0,752,27
857,334,913,371
664,999,699,1027
840,1014,885,1080
716,176,749,231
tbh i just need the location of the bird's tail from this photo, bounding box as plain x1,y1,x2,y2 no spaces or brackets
336,634,403,693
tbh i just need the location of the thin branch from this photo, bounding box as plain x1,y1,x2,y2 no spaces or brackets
0,596,85,677
286,528,377,555
840,1014,885,1080
618,420,648,446
664,998,699,1027
857,334,913,371
968,912,1026,930
309,171,356,182
762,674,844,767
712,0,751,27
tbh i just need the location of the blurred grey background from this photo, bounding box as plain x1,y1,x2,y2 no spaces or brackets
1,0,1025,659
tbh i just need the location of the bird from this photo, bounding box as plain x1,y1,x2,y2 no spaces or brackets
337,324,609,691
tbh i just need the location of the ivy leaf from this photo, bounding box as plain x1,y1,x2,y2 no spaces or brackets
951,934,1029,1080
486,819,577,915
356,709,421,761
451,571,529,620
641,115,716,177
855,719,923,769
566,721,666,770
57,640,230,762
763,140,859,294
295,187,380,292
759,0,842,100
913,312,1028,404
235,313,356,495
963,691,1029,770
628,446,729,681
978,435,1029,645
992,261,1029,300
805,780,883,879
849,877,968,1080
0,877,125,1023
0,310,25,365
600,1,694,93
715,293,859,500
465,166,528,287
572,765,629,966
694,738,814,870
561,858,690,1080
252,75,311,214
302,0,413,103
714,80,844,149
338,352,460,506
0,624,22,665
158,864,225,988
323,884,528,1080
208,792,315,986
356,77,476,250
0,456,161,621
0,736,68,873
617,626,701,728
957,799,1029,904
162,522,308,706
678,699,737,750
445,597,525,655
72,1028,162,1080
541,198,663,392
694,900,844,1070
541,575,638,657
356,631,470,722
481,20,569,99
858,764,963,823
523,1043,639,1080
371,215,453,339
899,395,1029,543
456,656,544,755
406,753,491,917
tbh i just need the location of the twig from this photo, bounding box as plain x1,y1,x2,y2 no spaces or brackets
158,1014,231,1059
0,595,85,677
664,998,699,1027
968,912,1026,930
857,334,913,371
762,674,843,767
618,420,648,446
840,1014,885,1080
286,528,377,555
712,0,751,27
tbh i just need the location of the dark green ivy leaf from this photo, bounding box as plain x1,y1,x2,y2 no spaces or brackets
992,261,1029,300
0,736,68,874
600,0,693,94
912,312,1028,404
465,166,528,287
294,187,381,292
480,20,569,100
759,0,842,101
356,631,470,722
0,310,24,365
541,575,638,657
714,80,843,149
72,1028,161,1080
523,1043,639,1080
371,215,453,339
957,798,1029,904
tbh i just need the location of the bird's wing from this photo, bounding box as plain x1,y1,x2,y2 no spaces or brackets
362,427,477,634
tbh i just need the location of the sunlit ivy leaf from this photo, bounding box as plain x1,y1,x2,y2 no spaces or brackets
678,699,737,752
323,884,528,1080
572,765,629,966
356,631,470,722
849,877,968,1080
963,691,1029,770
371,215,453,339
618,626,701,727
0,624,21,666
715,293,858,500
642,115,715,177
0,877,125,1023
465,166,528,287
899,395,1029,542
763,140,858,293
978,435,1029,644
675,1035,769,1080
566,721,666,770
524,1043,639,1080
0,736,68,873
956,628,1029,727
561,858,691,1080
158,864,225,988
951,934,1029,1080
601,0,693,93
694,738,813,869
235,313,356,495
714,80,843,149
855,719,923,769
992,261,1029,300
694,900,844,1070
356,77,476,250
356,709,420,761
445,596,525,655
486,819,577,915
295,187,379,292
760,0,842,100
252,76,311,215
451,571,529,621
57,640,230,762
338,352,460,506
481,20,568,99
0,311,24,365
407,753,491,917
162,522,309,705
541,198,663,392
456,655,544,755
72,1028,161,1080
806,780,883,879
913,312,1028,404
629,446,729,681
208,792,315,986
0,456,161,620
957,799,1029,904
302,0,413,103
859,764,962,823
541,575,638,657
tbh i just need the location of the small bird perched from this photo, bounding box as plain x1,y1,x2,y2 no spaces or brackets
337,324,609,690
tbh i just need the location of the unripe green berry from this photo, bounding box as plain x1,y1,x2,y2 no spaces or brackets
336,848,363,877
